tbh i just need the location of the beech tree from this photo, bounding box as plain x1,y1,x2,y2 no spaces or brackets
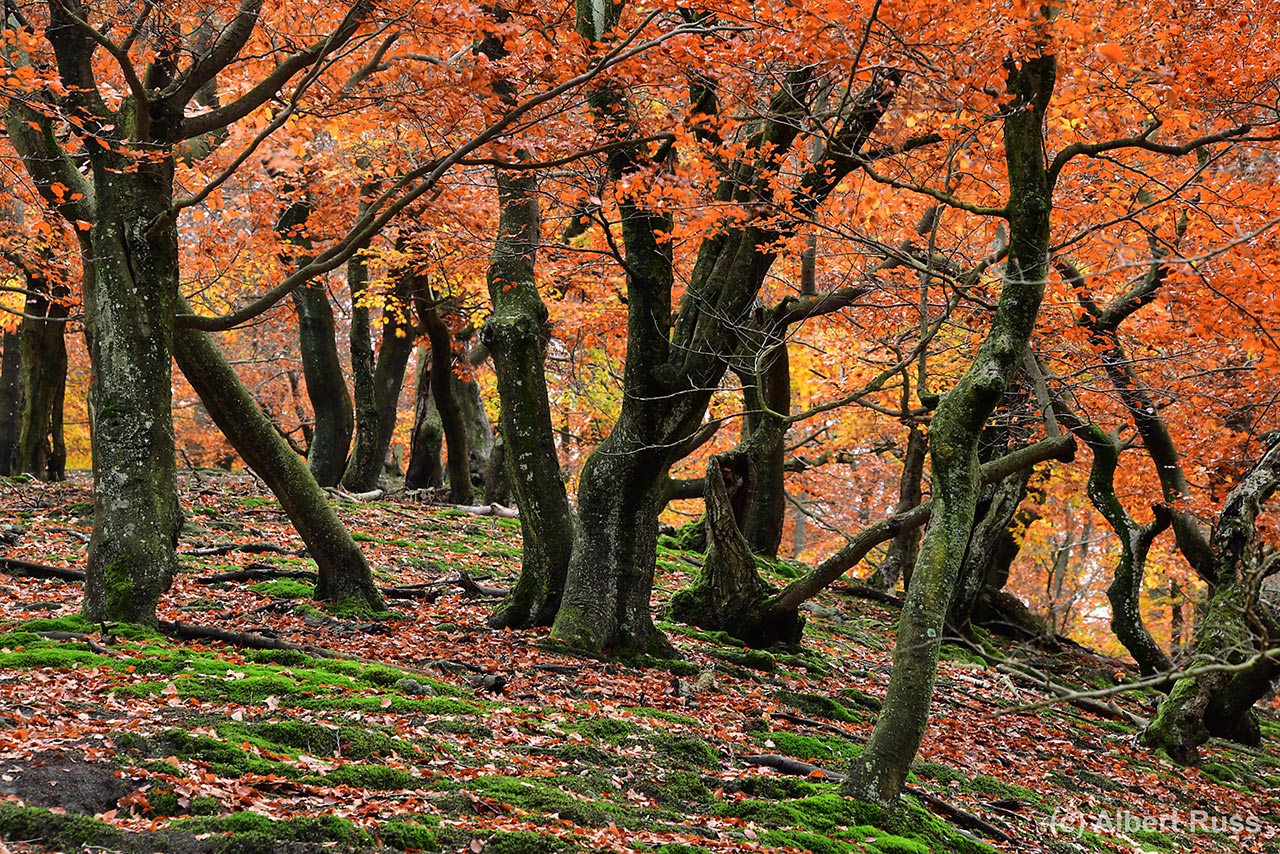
1,0,379,623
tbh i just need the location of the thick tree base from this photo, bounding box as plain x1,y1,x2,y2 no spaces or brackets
669,583,805,648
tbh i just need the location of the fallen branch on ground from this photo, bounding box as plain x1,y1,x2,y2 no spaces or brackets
196,566,318,583
0,557,86,582
186,542,307,557
448,503,519,518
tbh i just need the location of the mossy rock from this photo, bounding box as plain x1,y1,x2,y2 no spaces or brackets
247,579,315,599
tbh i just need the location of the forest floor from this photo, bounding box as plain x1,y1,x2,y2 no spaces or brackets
0,472,1276,854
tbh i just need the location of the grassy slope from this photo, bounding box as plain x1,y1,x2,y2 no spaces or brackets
0,473,1275,854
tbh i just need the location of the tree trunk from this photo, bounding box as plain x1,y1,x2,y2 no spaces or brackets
294,279,353,486
483,169,574,629
1141,438,1280,763
946,465,1033,630
458,375,495,490
844,54,1055,806
173,302,383,612
868,424,926,591
404,348,445,490
419,301,474,504
82,164,183,626
740,343,790,558
0,328,19,475
14,278,69,481
342,262,417,492
670,451,804,646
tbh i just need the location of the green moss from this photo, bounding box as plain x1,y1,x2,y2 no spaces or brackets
175,812,371,847
966,774,1043,805
777,691,864,724
766,731,860,763
0,803,126,850
322,764,419,790
570,716,637,743
734,776,824,800
624,707,699,727
759,829,850,854
247,579,314,598
482,830,572,853
376,818,439,851
309,695,483,716
659,770,712,805
457,775,641,829
652,733,719,769
1199,763,1237,784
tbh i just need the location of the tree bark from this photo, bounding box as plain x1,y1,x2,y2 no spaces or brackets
294,279,353,486
342,262,418,492
404,347,444,490
173,302,383,611
14,277,69,481
482,169,574,629
419,300,474,504
844,54,1055,806
1141,438,1280,763
0,328,20,475
81,161,183,626
868,424,926,591
739,342,790,558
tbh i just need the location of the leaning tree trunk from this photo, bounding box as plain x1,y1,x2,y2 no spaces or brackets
482,169,574,629
670,449,804,646
294,279,353,486
946,464,1033,630
14,279,69,481
1141,438,1280,763
174,301,383,611
844,54,1055,807
82,164,183,626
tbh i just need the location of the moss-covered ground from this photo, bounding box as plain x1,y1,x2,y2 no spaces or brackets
0,473,1275,853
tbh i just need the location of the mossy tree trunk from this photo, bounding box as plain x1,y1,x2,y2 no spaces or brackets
404,347,445,490
174,301,383,611
482,169,575,629
1140,438,1280,763
342,257,418,492
844,54,1055,806
418,298,474,505
293,279,353,486
739,342,790,558
553,0,902,656
13,274,69,481
946,464,1033,630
